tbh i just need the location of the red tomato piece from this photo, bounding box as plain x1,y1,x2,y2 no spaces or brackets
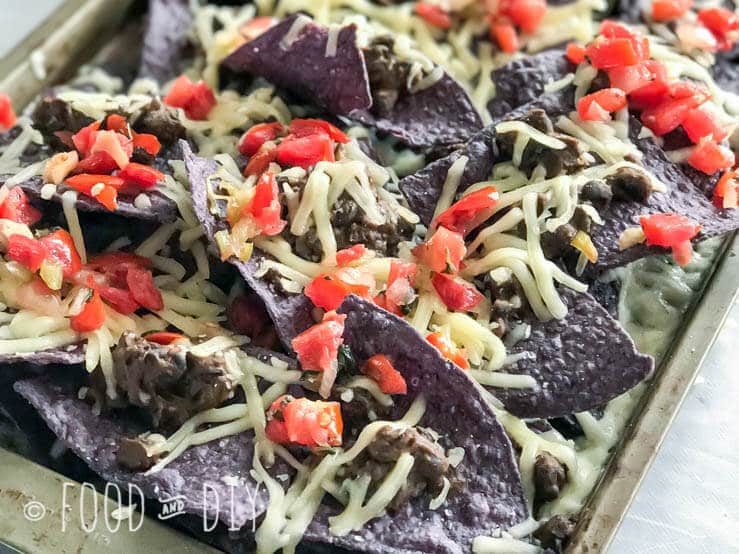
336,244,367,266
687,139,735,174
681,105,729,143
414,2,451,29
287,119,350,143
246,171,286,235
362,354,407,395
431,272,484,311
6,234,46,272
99,286,140,315
133,133,161,156
640,87,710,136
412,226,466,273
125,265,163,311
432,186,499,236
652,0,693,22
238,122,285,156
72,121,102,157
698,8,739,51
640,212,701,247
66,174,123,211
276,133,335,168
670,239,694,267
86,251,151,270
265,395,343,447
117,162,166,189
291,312,346,373
498,0,547,33
244,143,278,176
0,94,17,130
607,62,654,94
492,22,519,53
0,187,41,225
426,330,469,369
305,268,374,311
578,88,627,121
600,20,637,38
70,289,106,332
628,60,670,109
566,43,587,64
39,229,82,277
586,33,649,69
74,151,118,175
382,259,417,316
712,170,738,209
90,130,133,169
105,114,129,135
163,75,216,120
145,331,188,345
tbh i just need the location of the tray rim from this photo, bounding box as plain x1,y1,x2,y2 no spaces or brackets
2,2,738,553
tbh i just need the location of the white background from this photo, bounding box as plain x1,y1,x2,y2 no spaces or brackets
1,2,738,552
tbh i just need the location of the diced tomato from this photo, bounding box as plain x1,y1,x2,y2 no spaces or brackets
276,133,335,168
412,226,466,273
117,162,165,189
287,119,350,144
74,151,118,174
681,105,729,143
381,260,417,316
388,259,417,288
713,170,738,209
86,251,151,271
498,0,547,33
640,85,710,136
240,16,276,42
0,187,41,225
39,229,82,277
72,121,102,157
99,286,140,315
70,289,106,332
670,239,694,267
600,20,639,39
163,75,216,121
90,130,133,169
578,88,627,121
145,331,188,345
628,60,670,109
245,171,286,235
676,21,718,51
433,187,499,236
244,143,278,176
133,133,161,156
336,244,367,266
125,265,163,311
66,174,123,211
607,62,654,94
6,234,46,272
652,0,693,22
0,94,17,129
305,268,374,311
291,312,346,373
640,212,701,247
414,2,451,29
105,114,129,135
238,122,285,156
698,8,739,51
586,31,649,69
687,139,735,174
426,330,469,369
265,395,343,447
431,272,484,311
362,354,407,395
566,43,587,64
491,21,519,53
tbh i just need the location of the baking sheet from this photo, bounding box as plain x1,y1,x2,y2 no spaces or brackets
0,1,737,552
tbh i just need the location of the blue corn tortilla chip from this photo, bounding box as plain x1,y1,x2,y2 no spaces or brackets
487,49,574,121
14,358,292,531
399,127,497,226
222,15,481,148
298,294,528,553
222,15,372,115
489,288,654,419
14,176,179,223
183,141,315,349
0,345,85,366
139,0,194,84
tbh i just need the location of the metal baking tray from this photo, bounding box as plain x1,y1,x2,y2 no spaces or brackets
0,2,737,552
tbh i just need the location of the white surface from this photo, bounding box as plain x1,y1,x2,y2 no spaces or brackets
1,3,738,553
610,300,739,554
